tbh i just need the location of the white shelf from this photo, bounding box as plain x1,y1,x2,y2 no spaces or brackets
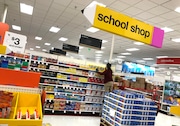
160,109,169,113
157,90,163,92
31,59,96,72
39,83,105,91
125,88,152,96
44,108,100,113
0,54,29,60
30,67,89,78
40,76,104,85
46,91,104,97
46,98,102,104
162,102,172,106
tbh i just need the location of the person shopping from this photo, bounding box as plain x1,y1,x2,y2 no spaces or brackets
97,63,113,92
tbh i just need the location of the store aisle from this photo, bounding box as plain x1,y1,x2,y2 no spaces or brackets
43,115,100,126
155,113,180,126
43,113,180,126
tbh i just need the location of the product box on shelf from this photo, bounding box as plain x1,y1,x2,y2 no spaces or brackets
102,90,157,126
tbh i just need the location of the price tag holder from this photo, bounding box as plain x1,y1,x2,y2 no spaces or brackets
74,111,77,114
64,110,66,113
3,31,27,53
92,111,95,114
66,100,69,103
52,110,54,113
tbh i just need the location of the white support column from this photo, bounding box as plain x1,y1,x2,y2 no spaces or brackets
2,4,8,23
109,34,115,63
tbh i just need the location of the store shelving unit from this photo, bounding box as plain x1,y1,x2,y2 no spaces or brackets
29,55,105,115
160,79,180,113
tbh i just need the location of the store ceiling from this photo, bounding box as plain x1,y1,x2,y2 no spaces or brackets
1,0,180,67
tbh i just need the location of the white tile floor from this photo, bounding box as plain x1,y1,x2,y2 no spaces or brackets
43,113,180,126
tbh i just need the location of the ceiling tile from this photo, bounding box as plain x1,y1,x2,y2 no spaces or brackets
147,17,166,23
122,7,143,16
148,6,170,15
110,1,130,11
150,0,170,5
135,12,155,20
134,0,157,10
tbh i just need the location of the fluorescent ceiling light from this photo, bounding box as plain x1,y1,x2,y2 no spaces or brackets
156,56,168,58
159,68,166,70
136,60,145,63
152,64,158,67
80,46,84,49
42,49,47,52
161,27,174,32
104,60,108,63
49,26,60,33
29,48,34,51
35,36,42,40
35,46,41,49
171,38,180,42
117,56,126,58
126,48,139,51
169,67,178,70
59,37,68,41
102,40,108,43
143,58,154,60
44,43,51,46
20,3,33,15
86,27,99,33
96,54,102,57
121,53,131,55
175,7,180,13
96,57,102,59
87,1,106,8
12,25,21,31
101,47,106,49
95,51,104,54
173,71,180,73
134,42,144,45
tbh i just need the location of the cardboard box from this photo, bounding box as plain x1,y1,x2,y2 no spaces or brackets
136,77,145,85
146,83,152,90
130,82,136,89
124,80,130,87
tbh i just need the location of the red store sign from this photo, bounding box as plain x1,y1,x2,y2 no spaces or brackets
157,58,180,64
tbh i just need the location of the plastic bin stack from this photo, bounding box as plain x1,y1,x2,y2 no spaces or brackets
102,90,157,126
